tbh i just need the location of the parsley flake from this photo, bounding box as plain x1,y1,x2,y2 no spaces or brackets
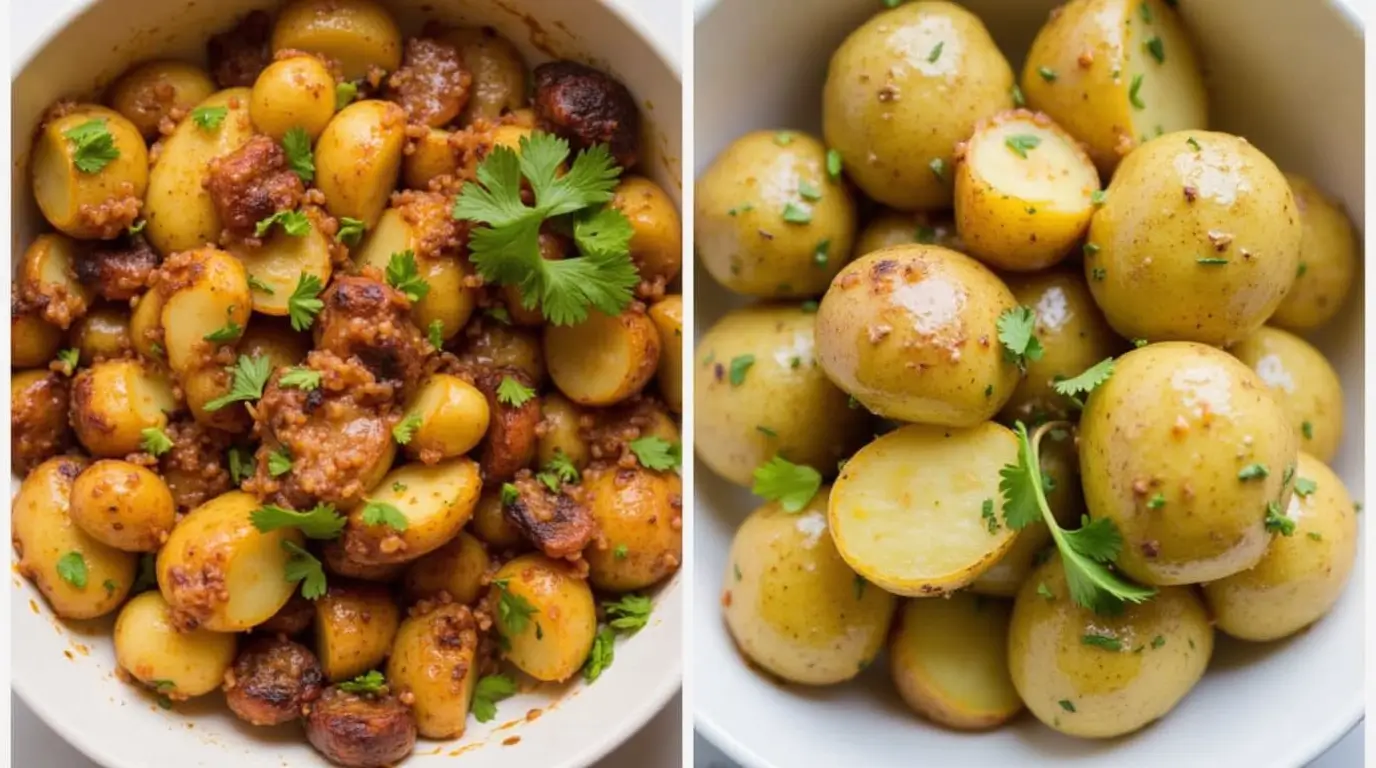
255,209,311,237
190,106,228,131
1265,501,1295,536
282,540,327,599
496,376,535,407
279,367,322,391
752,456,822,513
1238,463,1269,481
582,627,615,683
335,217,366,247
57,551,88,588
1294,477,1318,497
628,436,681,471
287,274,325,331
471,674,517,721
204,355,271,411
728,354,755,386
392,413,422,445
282,126,315,183
385,250,430,303
997,307,1044,369
361,500,408,531
140,427,173,457
339,670,386,695
1005,134,1042,159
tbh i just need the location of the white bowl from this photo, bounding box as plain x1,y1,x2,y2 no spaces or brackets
10,2,681,766
692,1,1364,766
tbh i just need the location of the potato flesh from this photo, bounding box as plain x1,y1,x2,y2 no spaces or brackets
386,603,479,739
354,207,475,339
232,224,334,316
968,118,1096,212
160,249,252,374
315,100,406,228
32,107,149,239
1123,0,1208,144
546,310,659,406
114,591,236,698
315,586,401,681
345,458,482,564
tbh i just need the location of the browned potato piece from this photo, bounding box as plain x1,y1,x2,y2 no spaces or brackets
456,318,546,385
114,591,237,698
224,636,325,725
341,458,482,565
305,686,416,768
69,306,133,364
32,105,149,239
315,100,408,228
612,176,682,296
314,582,402,682
70,460,176,552
400,374,490,462
106,60,216,139
271,0,403,81
403,531,489,606
469,487,528,551
128,288,165,360
12,306,65,368
583,464,683,592
537,393,590,470
402,128,459,191
648,295,683,413
239,318,312,368
182,362,253,434
11,369,74,476
70,359,178,457
445,26,527,124
19,233,94,330
546,308,661,406
386,602,481,739
490,554,597,682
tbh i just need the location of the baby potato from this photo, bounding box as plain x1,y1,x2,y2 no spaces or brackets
315,100,408,228
71,359,178,457
490,554,597,682
12,308,65,368
70,306,133,365
695,130,856,297
647,295,683,413
114,591,237,699
546,307,661,406
157,490,304,632
144,88,255,254
696,303,868,487
1009,556,1213,738
831,423,1019,596
536,393,590,470
1022,0,1208,174
159,247,252,374
583,464,683,593
239,318,312,369
11,370,74,476
816,245,1021,425
1203,453,1358,641
386,602,480,739
400,374,491,462
107,60,217,139
999,270,1125,424
314,581,402,682
823,1,1013,210
469,487,528,551
230,212,334,317
954,110,1100,271
890,594,1021,730
402,128,459,190
1079,342,1298,585
271,0,403,82
128,288,165,359
250,53,336,141
32,105,149,239
20,233,93,330
12,456,137,619
341,458,482,565
320,540,406,584
612,176,682,292
1270,174,1359,331
456,319,546,386
1084,131,1301,346
181,362,253,434
855,210,963,257
70,460,176,552
724,491,895,684
444,26,527,124
354,204,477,340
403,531,489,606
1230,326,1344,463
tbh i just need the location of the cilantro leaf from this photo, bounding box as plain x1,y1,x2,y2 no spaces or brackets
385,250,430,303
728,354,755,386
826,149,843,180
287,273,325,331
190,106,228,131
267,448,293,477
997,306,1044,369
752,456,822,513
1294,477,1318,497
392,412,422,445
336,216,366,247
279,367,322,391
281,540,327,599
537,451,581,491
361,501,408,531
56,551,88,588
228,446,252,486
427,319,444,349
251,503,345,540
1265,501,1296,536
247,275,275,295
64,118,120,173
582,627,616,683
282,127,315,183
255,209,311,238
496,376,535,407
338,670,385,695
335,82,359,111
471,674,518,722
140,427,174,457
628,436,681,471
1005,134,1042,158
604,594,652,633
1052,358,1115,401
203,317,243,343
55,347,80,376
204,355,271,411
492,578,538,636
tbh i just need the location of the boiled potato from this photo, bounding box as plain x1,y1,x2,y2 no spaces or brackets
1230,326,1344,463
70,306,133,364
239,318,312,369
724,492,895,685
12,309,64,368
144,88,254,254
354,203,477,340
815,245,1021,425
695,130,856,297
70,359,177,457
107,60,217,139
1009,556,1213,738
1203,453,1358,641
402,531,489,606
1022,0,1208,174
400,374,490,461
182,362,253,434
12,456,137,619
647,295,683,413
230,209,334,317
612,176,682,291
158,247,252,374
32,105,149,239
890,594,1021,730
583,464,683,593
129,288,166,359
696,303,868,486
999,270,1124,424
1084,131,1300,346
490,554,597,682
469,487,527,551
546,308,661,406
386,602,480,739
1270,174,1359,331
114,591,237,699
1079,342,1298,585
855,210,963,257
340,458,482,565
157,490,304,632
831,423,1019,596
402,128,459,190
314,581,402,682
271,0,403,82
70,460,176,552
823,1,1013,210
315,100,408,229
19,233,93,329
954,110,1100,271
250,53,336,140
445,26,527,123
536,393,589,470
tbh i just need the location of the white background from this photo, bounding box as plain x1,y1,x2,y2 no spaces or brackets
8,0,684,765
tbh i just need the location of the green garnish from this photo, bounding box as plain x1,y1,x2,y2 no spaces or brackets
64,119,119,173
496,376,536,407
1238,463,1269,481
1005,134,1042,158
728,354,755,386
190,106,228,131
392,413,422,445
204,355,271,411
282,126,315,183
335,217,366,247
255,209,311,238
471,674,517,721
267,448,293,477
1128,74,1145,109
1265,501,1295,536
339,670,386,695
752,456,822,513
251,503,345,539
361,500,408,531
140,427,173,457
335,82,359,111
279,367,322,391
56,552,88,588
997,307,1044,369
384,250,430,303
628,436,681,472
282,540,327,599
1081,634,1123,652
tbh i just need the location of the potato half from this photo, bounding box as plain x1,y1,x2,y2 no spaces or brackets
230,211,335,317
315,99,407,228
271,0,403,82
341,458,482,565
545,308,661,406
70,460,176,552
386,602,481,739
490,554,597,683
402,531,489,607
70,359,178,457
399,374,490,462
159,247,252,374
314,581,402,682
32,105,149,239
114,591,237,699
107,60,216,139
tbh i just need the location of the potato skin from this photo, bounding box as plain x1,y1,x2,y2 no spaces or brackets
695,303,868,487
724,492,895,685
647,295,683,413
469,487,528,551
1270,174,1359,331
13,456,137,620
695,131,856,297
401,374,490,462
314,99,408,228
70,460,176,552
490,554,597,682
546,307,661,407
114,591,237,698
1079,342,1298,586
340,457,482,565
225,636,325,725
12,307,65,368
445,26,527,124
1229,326,1344,463
69,306,133,365
106,60,217,139
157,246,252,375
271,0,403,82
583,464,683,593
823,1,1013,210
403,531,489,606
32,105,149,240
1009,556,1213,739
313,582,402,682
19,233,94,330
855,210,963,257
386,602,481,739
536,393,590,471
305,686,416,768
612,176,682,297
11,369,73,477
816,245,1021,425
1084,131,1300,346
70,359,178,458
249,53,336,140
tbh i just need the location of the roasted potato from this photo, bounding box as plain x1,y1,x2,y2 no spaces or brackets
19,233,93,329
545,307,661,406
489,554,597,682
647,295,683,413
445,26,527,124
402,531,489,606
536,393,590,471
114,591,237,698
583,464,683,593
468,487,528,551
612,175,683,294
158,246,252,374
353,203,476,341
401,128,460,190
321,540,407,584
249,53,336,140
106,60,217,139
32,105,149,239
11,369,74,476
1270,174,1359,331
386,602,481,739
69,306,133,365
12,307,65,368
128,287,166,359
456,318,546,386
313,581,402,682
399,374,490,462
315,100,408,228
271,0,403,81
1230,326,1344,463
70,359,178,457
69,459,176,552
341,458,482,565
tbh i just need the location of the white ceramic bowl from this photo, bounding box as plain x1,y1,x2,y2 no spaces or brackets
693,1,1364,766
10,2,681,766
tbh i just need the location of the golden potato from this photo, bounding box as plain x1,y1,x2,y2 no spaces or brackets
386,602,481,739
546,308,661,406
445,26,527,124
1230,326,1344,463
249,53,336,140
469,487,528,551
239,318,312,369
70,460,176,552
1270,174,1359,331
490,554,597,682
457,317,547,386
107,60,217,139
230,209,335,316
159,246,252,374
69,306,133,365
612,176,682,292
181,362,253,434
354,203,477,340
815,245,1021,425
403,531,489,606
11,370,74,477
114,591,237,699
12,308,65,368
271,0,403,82
13,456,137,619
402,128,459,191
400,374,490,461
19,233,93,330
128,288,166,360
32,105,149,239
583,464,683,593
70,359,177,457
536,393,590,471
647,295,683,413
695,130,856,297
855,210,963,257
314,581,402,682
340,458,482,565
315,100,407,228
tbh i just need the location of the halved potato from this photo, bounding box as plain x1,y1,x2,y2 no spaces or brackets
129,288,166,359
341,458,483,565
182,362,254,434
400,374,490,462
489,554,597,683
114,591,237,699
385,602,480,739
314,581,402,682
536,393,589,470
32,105,149,239
70,359,178,457
402,128,459,191
315,100,407,228
230,210,334,316
545,308,661,406
468,487,527,551
444,26,527,124
353,204,476,341
271,0,403,82
830,423,1019,596
402,531,489,606
12,308,65,368
70,460,177,552
19,233,93,329
159,246,252,374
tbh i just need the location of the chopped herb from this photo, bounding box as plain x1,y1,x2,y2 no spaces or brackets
1196,257,1229,265
267,448,293,477
853,574,867,600
1139,1,1153,22
190,105,228,131
813,239,830,267
1186,136,1201,152
628,436,681,471
103,579,118,596
757,425,777,438
470,674,517,722
997,306,1044,369
1091,267,1107,281
335,82,359,111
335,217,366,247
1294,477,1318,497
613,544,629,559
56,348,80,376
228,447,252,486
1038,66,1057,82
782,202,813,224
774,131,794,146
727,203,754,216
752,456,822,512
1147,493,1166,509
64,118,120,173
1238,463,1269,481
486,306,512,325
128,219,147,236
1082,634,1123,651
1011,83,1026,107
1145,36,1165,64
798,180,822,201
1053,358,1115,402
385,250,431,303
392,413,422,445
981,498,999,534
282,540,327,598
1128,74,1145,109
1005,134,1042,159
204,355,271,411
496,376,536,407
493,578,538,636
247,275,275,295
501,483,519,505
1297,262,1309,278
915,225,937,244
282,126,315,183
255,209,311,237
1307,532,1323,541
826,149,843,180
1151,635,1166,649
56,552,88,588
1037,582,1055,601
1091,189,1107,206
1059,699,1076,713
728,355,755,386
605,594,653,633
203,317,243,343
1265,501,1295,536
927,41,944,63
1083,242,1100,256
140,427,173,457
1302,420,1314,440
801,300,819,314
581,627,615,683
1132,338,1148,348
279,367,322,391
361,500,409,531
928,157,946,181
339,670,386,695
251,503,345,539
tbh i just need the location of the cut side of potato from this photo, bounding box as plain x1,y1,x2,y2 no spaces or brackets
354,205,475,340
1122,0,1208,145
271,0,403,82
315,100,407,228
160,247,252,374
71,359,178,457
114,591,237,698
231,213,334,316
545,308,661,406
342,458,482,565
314,582,401,682
32,105,149,240
830,423,1019,596
402,374,490,461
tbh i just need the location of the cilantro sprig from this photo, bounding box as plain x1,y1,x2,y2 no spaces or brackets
998,307,1044,370
1053,358,1116,408
282,540,327,599
628,436,681,472
752,456,822,513
385,250,430,303
492,578,538,637
471,674,517,722
64,118,119,173
204,355,271,411
338,670,386,695
251,503,346,539
288,273,324,331
361,500,408,531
